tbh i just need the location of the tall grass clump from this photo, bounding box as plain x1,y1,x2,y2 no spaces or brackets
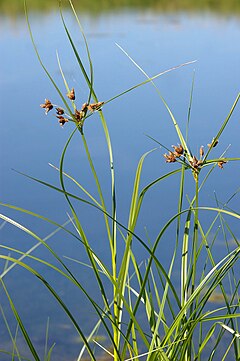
1,1,240,360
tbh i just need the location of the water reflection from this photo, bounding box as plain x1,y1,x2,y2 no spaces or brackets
1,4,240,361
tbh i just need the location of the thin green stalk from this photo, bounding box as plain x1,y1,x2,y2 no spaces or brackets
186,71,195,142
203,93,240,162
58,134,115,333
81,133,118,358
191,173,199,294
81,134,112,249
59,7,118,352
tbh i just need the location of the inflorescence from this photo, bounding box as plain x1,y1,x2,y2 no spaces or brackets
40,88,104,134
163,140,227,178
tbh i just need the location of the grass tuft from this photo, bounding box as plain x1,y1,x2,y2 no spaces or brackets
1,1,240,360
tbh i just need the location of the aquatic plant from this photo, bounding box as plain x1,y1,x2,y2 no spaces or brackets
1,1,240,360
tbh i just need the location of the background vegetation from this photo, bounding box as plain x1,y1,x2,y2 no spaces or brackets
1,0,240,16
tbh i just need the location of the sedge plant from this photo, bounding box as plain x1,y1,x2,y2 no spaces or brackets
0,1,240,360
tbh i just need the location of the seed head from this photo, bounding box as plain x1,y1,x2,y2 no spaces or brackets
218,160,227,169
74,109,85,122
40,99,53,114
172,144,184,157
163,152,176,163
190,156,203,170
87,101,104,112
208,138,218,148
200,146,204,158
56,107,64,115
67,88,75,100
81,103,88,112
56,115,68,126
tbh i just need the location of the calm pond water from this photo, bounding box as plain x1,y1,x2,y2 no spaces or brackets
1,4,240,361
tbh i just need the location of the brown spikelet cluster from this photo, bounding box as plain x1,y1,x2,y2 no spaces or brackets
87,102,104,112
172,144,184,157
207,137,227,169
56,116,68,126
163,152,177,163
163,138,228,179
56,107,64,115
40,88,104,133
208,138,218,148
190,156,203,170
163,144,184,163
218,160,227,169
40,99,53,114
67,88,75,100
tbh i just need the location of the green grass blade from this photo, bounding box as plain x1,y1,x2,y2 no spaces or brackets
0,304,22,361
1,279,41,361
24,0,73,116
115,44,192,158
203,93,240,161
106,59,196,111
56,51,76,111
186,71,195,142
1,216,74,278
48,163,102,208
117,149,157,347
67,0,94,104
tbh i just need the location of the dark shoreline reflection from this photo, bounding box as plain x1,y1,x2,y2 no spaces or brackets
0,0,240,16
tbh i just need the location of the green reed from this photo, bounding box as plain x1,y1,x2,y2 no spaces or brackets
0,1,240,360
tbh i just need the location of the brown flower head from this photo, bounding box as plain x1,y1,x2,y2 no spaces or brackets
87,101,104,112
40,99,53,114
172,144,184,157
81,103,88,112
56,107,64,115
163,152,176,163
74,103,89,121
190,156,203,170
218,160,227,169
200,146,204,158
208,138,219,148
56,115,68,126
74,109,85,122
74,109,81,121
67,88,75,100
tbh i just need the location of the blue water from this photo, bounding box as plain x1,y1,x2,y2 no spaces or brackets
1,9,240,361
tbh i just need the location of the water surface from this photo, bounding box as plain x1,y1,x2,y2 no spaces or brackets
1,5,240,361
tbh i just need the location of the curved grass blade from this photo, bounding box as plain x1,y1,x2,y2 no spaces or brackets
24,0,73,117
1,279,41,361
0,214,123,357
48,163,102,208
1,216,74,279
57,11,119,346
67,0,94,105
0,305,22,361
121,205,240,357
115,44,192,159
1,262,96,361
56,51,76,111
203,93,240,161
57,128,113,329
106,59,196,110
